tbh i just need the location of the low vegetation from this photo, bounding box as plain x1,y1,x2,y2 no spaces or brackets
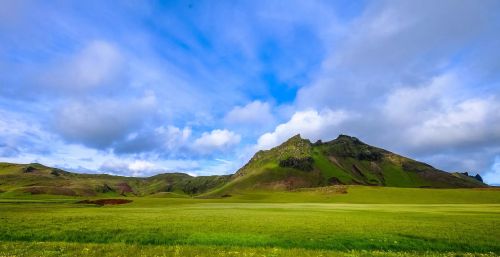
0,135,496,256
0,135,486,199
0,187,499,256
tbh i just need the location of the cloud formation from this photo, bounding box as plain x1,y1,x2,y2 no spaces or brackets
1,0,499,184
225,101,274,127
42,40,124,91
193,129,241,155
483,157,500,185
378,73,500,152
257,109,348,150
100,159,157,177
54,92,157,149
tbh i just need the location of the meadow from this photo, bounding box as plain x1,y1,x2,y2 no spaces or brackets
0,186,499,257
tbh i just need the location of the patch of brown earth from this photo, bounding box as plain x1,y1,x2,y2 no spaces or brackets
265,176,310,191
369,161,385,185
21,186,97,196
116,182,134,195
295,185,348,194
472,187,500,191
22,186,77,196
328,156,344,168
76,199,133,206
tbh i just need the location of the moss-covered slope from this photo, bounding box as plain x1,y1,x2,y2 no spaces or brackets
0,134,487,198
204,134,486,196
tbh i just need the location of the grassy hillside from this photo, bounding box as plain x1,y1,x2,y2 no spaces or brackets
0,134,487,198
0,162,229,197
206,135,486,197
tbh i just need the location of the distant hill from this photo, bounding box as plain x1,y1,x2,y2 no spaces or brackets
0,134,486,197
0,162,229,197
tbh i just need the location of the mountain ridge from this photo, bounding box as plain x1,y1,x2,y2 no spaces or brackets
0,134,487,197
203,134,485,197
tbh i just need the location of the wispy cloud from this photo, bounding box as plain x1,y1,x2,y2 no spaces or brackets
1,0,499,183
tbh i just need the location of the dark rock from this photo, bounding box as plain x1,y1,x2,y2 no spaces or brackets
313,140,323,146
279,157,314,171
337,134,362,144
460,172,483,183
50,169,61,176
96,183,114,193
357,150,382,161
22,166,36,173
328,177,342,185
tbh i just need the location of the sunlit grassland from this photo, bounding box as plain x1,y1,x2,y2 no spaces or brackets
0,186,499,256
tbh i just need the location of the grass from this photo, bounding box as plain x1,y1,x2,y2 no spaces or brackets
0,186,499,256
2,242,498,257
312,149,354,184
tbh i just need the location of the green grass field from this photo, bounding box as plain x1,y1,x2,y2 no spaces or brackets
1,186,499,256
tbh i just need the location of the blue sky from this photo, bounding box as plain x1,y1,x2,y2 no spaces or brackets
1,0,500,184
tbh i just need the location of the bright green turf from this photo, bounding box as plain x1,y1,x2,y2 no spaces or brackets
0,186,499,257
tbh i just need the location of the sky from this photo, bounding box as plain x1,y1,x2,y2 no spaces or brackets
1,0,500,184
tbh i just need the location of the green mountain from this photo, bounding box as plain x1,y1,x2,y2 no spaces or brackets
0,135,486,197
205,135,486,196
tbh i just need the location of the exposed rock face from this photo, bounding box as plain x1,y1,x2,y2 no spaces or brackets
227,134,487,193
0,134,489,198
459,172,484,182
279,157,314,171
23,166,36,173
116,182,134,195
50,169,61,176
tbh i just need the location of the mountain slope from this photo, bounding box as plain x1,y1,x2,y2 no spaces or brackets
0,162,229,197
0,134,487,198
205,135,486,196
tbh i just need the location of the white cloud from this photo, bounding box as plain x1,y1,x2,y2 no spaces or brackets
333,0,494,72
483,157,500,185
100,159,156,177
2,0,500,180
43,40,124,91
112,124,192,155
54,92,157,148
191,158,239,176
382,73,456,124
0,109,57,157
224,100,274,126
256,109,348,150
296,0,499,109
407,98,500,149
380,73,500,151
128,160,155,172
70,41,123,89
156,125,192,150
193,129,241,154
